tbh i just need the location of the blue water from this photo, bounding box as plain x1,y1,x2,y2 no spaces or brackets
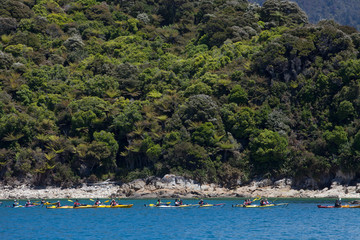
0,198,359,239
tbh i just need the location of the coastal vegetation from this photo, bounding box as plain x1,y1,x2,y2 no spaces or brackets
0,0,359,189
250,0,360,30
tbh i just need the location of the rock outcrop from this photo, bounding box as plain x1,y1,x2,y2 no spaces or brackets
1,174,360,200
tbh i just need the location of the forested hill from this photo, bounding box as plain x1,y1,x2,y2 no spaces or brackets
251,0,360,30
0,0,360,189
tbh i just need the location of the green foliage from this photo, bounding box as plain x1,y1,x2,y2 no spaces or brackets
250,129,288,174
191,122,217,147
323,126,348,154
1,0,360,187
112,102,143,137
229,85,248,104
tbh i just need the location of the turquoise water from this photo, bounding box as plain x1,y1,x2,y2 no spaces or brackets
1,198,359,239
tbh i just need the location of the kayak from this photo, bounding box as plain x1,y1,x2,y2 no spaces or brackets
145,204,196,208
73,205,98,209
47,204,134,209
24,205,37,208
43,202,57,206
317,205,360,208
46,205,96,209
46,206,74,209
233,203,289,208
199,203,226,208
96,204,133,208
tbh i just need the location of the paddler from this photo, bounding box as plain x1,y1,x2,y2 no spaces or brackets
94,198,101,206
156,199,161,206
25,199,32,207
260,199,269,206
56,201,61,207
198,199,205,206
110,199,118,206
73,199,81,208
174,199,180,206
41,199,46,205
13,200,18,207
335,197,342,208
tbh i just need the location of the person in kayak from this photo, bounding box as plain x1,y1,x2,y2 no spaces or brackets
73,199,81,208
94,198,101,206
174,199,180,206
179,199,183,205
335,197,342,207
156,199,161,206
41,199,46,205
110,199,118,206
260,199,269,206
55,201,61,207
243,199,251,205
13,200,18,207
198,199,206,206
25,199,32,207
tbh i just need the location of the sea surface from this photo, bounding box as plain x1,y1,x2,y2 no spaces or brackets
0,198,359,239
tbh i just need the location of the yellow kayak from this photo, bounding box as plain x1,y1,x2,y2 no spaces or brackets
199,203,225,208
46,206,74,209
73,205,97,209
95,204,133,208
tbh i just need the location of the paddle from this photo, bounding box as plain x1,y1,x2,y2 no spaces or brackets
68,199,73,202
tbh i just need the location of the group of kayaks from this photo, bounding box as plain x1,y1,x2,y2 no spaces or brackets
6,200,360,209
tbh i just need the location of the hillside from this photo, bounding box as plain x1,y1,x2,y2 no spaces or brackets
251,0,360,30
0,0,360,189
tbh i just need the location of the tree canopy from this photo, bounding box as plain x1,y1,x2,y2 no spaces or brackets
0,0,360,189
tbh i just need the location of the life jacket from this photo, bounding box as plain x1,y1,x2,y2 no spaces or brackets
74,202,80,207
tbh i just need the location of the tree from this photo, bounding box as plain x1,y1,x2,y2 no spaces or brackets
250,129,288,174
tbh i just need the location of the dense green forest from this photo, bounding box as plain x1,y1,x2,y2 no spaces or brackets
251,0,360,30
0,0,360,189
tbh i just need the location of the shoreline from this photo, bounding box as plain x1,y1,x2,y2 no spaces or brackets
1,175,360,200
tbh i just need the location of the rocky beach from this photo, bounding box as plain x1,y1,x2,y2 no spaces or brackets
1,174,360,200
